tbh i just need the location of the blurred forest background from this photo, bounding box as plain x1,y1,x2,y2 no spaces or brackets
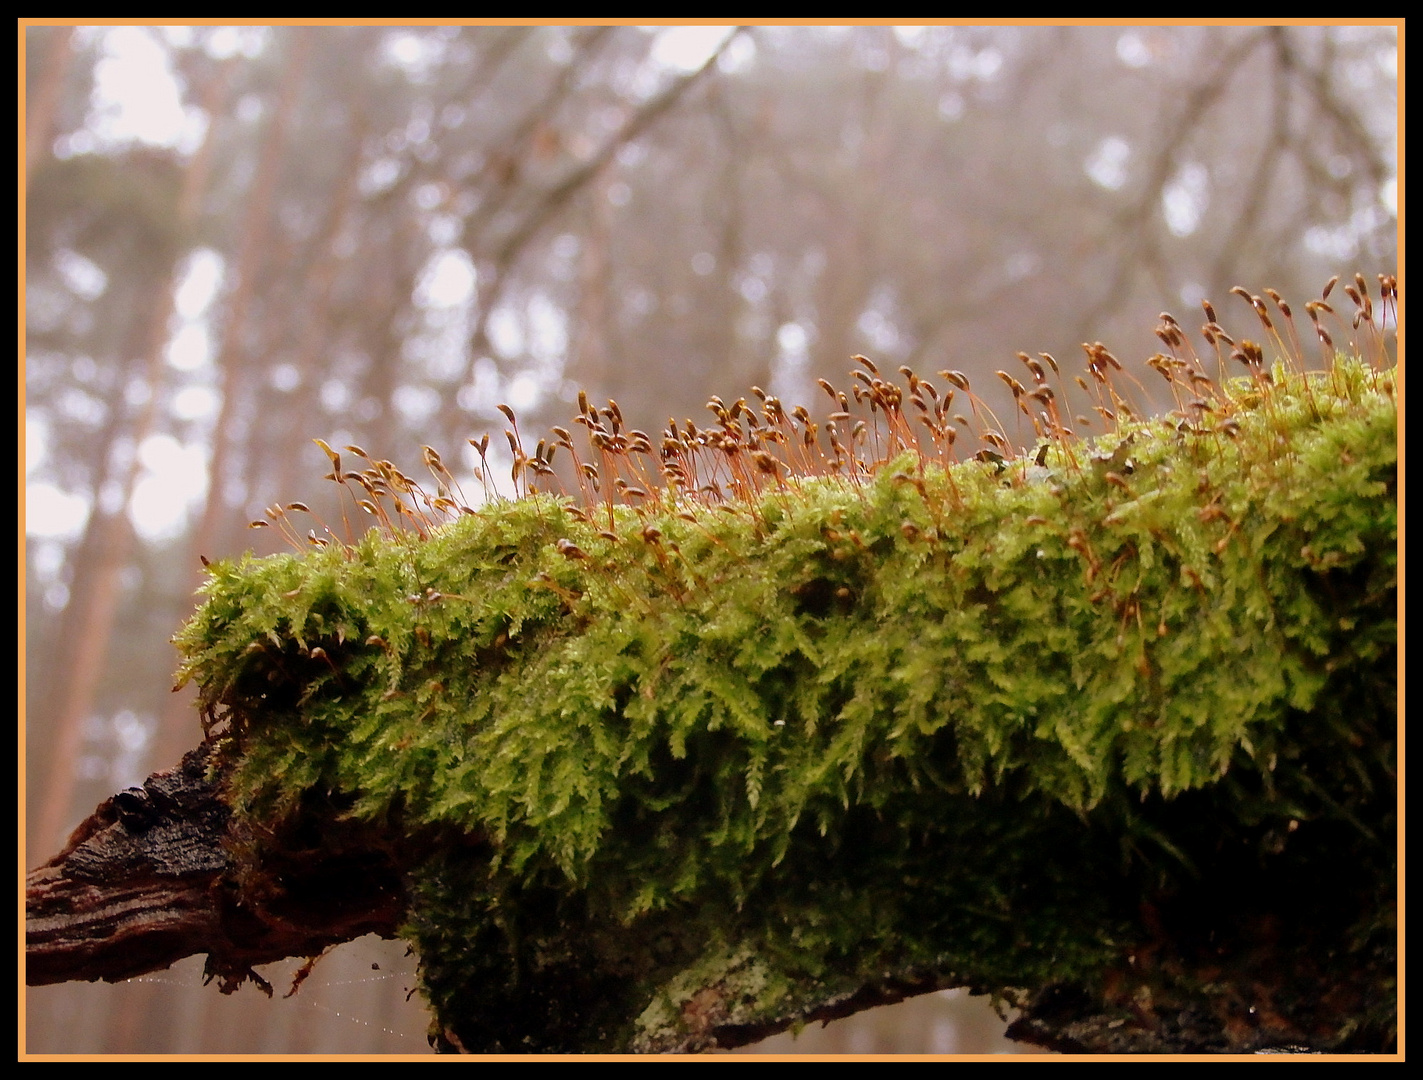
23,23,1397,1055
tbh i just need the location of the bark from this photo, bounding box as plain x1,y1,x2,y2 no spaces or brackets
27,728,1396,1055
27,351,1396,1055
26,742,405,996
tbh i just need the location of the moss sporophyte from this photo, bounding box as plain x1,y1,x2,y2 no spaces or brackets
173,276,1397,1052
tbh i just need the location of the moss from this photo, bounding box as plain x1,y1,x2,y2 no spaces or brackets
174,357,1397,1052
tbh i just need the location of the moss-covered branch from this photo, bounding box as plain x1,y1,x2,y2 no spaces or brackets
29,355,1397,1053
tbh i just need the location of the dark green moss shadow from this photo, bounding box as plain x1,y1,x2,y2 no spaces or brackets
175,359,1397,1052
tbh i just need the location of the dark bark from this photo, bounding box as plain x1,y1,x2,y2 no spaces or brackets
27,732,1396,1054
26,741,406,996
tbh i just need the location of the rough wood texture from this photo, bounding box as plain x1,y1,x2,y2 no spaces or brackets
27,357,1397,1054
26,742,406,996
27,729,1397,1054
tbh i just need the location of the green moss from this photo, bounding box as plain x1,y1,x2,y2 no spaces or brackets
175,359,1397,1052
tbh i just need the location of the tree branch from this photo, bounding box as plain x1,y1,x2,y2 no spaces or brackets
26,741,406,995
28,345,1396,1055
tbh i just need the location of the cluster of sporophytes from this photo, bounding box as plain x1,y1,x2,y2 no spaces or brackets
175,276,1397,1052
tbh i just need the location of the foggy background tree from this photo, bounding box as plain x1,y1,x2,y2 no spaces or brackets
23,22,1397,1054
